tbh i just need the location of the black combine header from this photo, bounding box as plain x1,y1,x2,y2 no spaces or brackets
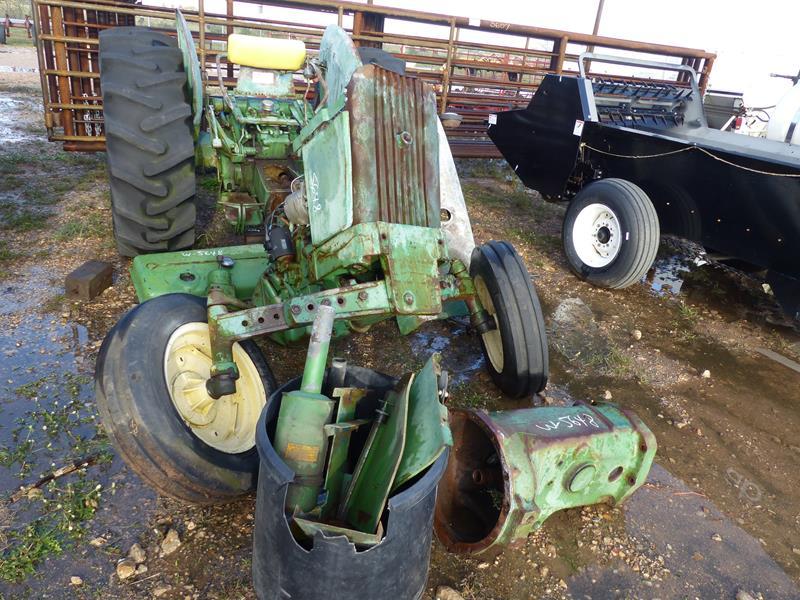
489,54,800,319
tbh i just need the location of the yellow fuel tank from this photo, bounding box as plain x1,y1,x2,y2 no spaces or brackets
227,34,306,71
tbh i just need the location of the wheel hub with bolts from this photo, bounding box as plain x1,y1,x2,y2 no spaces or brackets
572,202,622,268
164,322,266,454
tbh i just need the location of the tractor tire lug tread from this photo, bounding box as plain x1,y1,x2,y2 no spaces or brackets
99,26,196,257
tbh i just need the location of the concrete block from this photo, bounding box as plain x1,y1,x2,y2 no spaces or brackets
65,260,113,301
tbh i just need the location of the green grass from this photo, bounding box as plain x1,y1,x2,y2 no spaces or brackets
200,175,219,191
0,240,20,262
510,227,561,252
0,150,44,171
0,82,40,94
583,344,635,378
0,207,49,231
0,477,104,582
54,212,107,241
447,383,504,411
604,345,635,378
0,174,23,192
4,35,35,47
671,300,700,342
0,365,112,581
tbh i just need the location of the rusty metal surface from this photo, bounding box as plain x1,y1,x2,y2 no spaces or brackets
348,64,439,228
435,403,657,554
31,0,715,157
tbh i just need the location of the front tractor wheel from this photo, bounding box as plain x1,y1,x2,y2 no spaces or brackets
471,241,549,398
95,294,276,504
563,178,660,289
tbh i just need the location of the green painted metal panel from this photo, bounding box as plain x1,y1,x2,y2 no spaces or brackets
317,25,362,111
274,390,336,513
341,373,412,533
392,353,452,491
436,403,657,554
302,110,353,244
175,10,202,138
130,245,269,302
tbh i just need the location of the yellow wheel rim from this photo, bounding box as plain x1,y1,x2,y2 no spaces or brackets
474,276,504,373
163,322,266,454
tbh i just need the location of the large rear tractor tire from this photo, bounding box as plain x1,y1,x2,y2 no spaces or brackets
470,241,549,398
562,178,660,289
95,294,277,504
99,27,196,257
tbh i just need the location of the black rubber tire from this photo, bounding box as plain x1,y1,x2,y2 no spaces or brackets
95,294,277,504
0,26,6,45
563,178,660,289
470,241,549,398
99,27,196,257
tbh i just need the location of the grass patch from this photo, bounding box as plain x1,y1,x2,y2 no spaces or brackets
54,212,108,241
0,82,40,94
0,174,23,192
0,146,52,172
463,183,505,207
510,227,561,252
604,345,635,378
0,206,50,231
447,383,503,411
0,240,20,262
0,476,105,582
671,300,699,342
40,293,65,314
200,175,219,191
4,35,35,47
584,344,635,378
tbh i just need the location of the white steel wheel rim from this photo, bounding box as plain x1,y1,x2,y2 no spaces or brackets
572,203,622,268
163,322,266,454
474,275,504,372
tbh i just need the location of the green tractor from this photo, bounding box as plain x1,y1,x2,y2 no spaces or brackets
95,15,548,503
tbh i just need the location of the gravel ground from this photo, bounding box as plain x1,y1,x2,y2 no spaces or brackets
1,45,799,600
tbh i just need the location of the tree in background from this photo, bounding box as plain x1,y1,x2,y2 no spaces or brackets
4,0,31,19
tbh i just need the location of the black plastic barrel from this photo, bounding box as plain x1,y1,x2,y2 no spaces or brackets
253,365,447,600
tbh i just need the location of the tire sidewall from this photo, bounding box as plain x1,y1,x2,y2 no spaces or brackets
563,181,642,287
473,252,520,387
100,294,274,498
471,241,548,397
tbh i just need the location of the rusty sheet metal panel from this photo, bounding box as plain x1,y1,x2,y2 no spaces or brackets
347,64,440,229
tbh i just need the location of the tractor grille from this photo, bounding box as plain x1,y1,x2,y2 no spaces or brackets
347,64,441,229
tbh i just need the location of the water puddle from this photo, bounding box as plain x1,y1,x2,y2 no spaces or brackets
640,238,796,327
0,309,156,593
0,266,60,316
645,252,706,295
409,319,484,385
0,96,41,143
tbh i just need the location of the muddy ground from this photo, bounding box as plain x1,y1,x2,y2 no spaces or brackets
1,45,799,600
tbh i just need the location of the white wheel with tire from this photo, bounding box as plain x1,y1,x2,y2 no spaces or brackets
96,293,276,504
164,322,266,454
563,178,659,289
571,203,622,268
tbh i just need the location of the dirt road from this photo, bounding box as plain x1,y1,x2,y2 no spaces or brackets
1,45,799,599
